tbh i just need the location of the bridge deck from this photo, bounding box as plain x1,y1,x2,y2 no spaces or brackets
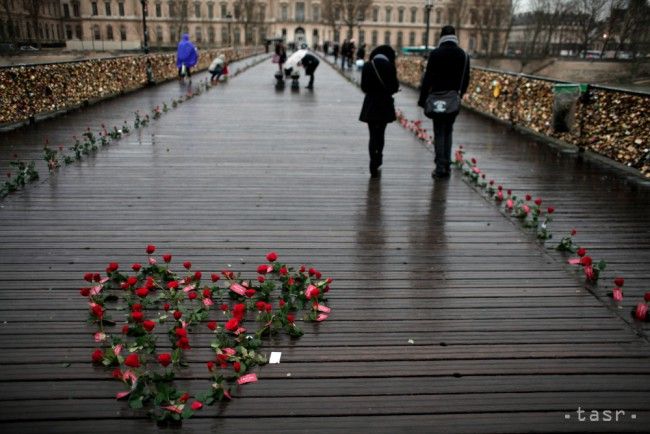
0,56,649,433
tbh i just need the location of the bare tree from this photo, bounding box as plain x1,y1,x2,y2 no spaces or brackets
23,0,42,47
234,0,258,45
613,0,650,59
572,0,607,53
472,0,511,60
168,0,189,43
322,0,372,40
501,0,521,54
0,0,16,44
321,0,341,41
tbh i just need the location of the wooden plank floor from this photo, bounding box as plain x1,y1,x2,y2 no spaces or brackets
1,56,649,433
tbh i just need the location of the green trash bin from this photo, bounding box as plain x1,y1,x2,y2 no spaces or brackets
552,83,584,133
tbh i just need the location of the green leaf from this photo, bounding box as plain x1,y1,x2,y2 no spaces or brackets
129,396,144,409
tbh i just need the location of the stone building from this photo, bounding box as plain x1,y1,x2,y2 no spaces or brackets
0,0,66,47
2,1,511,53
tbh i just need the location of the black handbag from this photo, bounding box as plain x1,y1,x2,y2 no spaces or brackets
424,53,468,118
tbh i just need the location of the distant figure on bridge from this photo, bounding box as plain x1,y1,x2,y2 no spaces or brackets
418,25,470,179
208,54,226,83
176,34,198,81
332,43,340,62
274,41,287,73
298,52,320,89
359,45,399,178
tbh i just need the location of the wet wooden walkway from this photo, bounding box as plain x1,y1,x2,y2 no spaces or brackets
0,56,649,433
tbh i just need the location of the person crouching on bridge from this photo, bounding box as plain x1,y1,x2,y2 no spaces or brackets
359,45,400,178
209,54,226,83
176,34,198,81
418,25,470,179
298,53,320,89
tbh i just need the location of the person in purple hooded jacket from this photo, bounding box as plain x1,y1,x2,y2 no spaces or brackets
176,34,198,80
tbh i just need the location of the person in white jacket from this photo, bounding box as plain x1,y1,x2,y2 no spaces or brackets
282,49,307,77
208,54,226,82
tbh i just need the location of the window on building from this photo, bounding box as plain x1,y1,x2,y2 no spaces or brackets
398,8,404,23
106,25,113,40
410,7,417,23
181,2,187,17
371,30,377,46
93,24,101,40
422,32,428,45
75,24,82,39
385,7,391,23
118,2,124,16
105,1,111,16
208,3,214,19
156,25,163,42
397,31,404,48
195,2,201,17
335,7,340,20
234,2,240,18
208,26,215,43
359,29,365,45
296,2,305,22
448,8,456,24
220,26,227,44
195,26,202,42
91,2,98,16
470,9,477,25
73,2,80,17
65,24,73,39
409,31,415,46
156,3,162,17
120,25,127,41
281,5,288,21
63,4,70,18
372,8,378,22
259,4,265,20
221,3,227,18
312,5,319,21
233,27,240,45
384,31,390,45
435,9,441,24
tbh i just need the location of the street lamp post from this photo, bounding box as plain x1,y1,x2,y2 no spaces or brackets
226,12,233,46
141,0,149,53
424,0,433,52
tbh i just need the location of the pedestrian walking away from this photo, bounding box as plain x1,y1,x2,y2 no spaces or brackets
418,25,470,179
176,34,198,81
275,41,287,73
359,45,400,178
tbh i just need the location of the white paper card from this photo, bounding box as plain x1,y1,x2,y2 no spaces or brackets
269,352,282,364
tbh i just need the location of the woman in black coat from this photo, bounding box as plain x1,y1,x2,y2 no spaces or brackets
359,45,399,177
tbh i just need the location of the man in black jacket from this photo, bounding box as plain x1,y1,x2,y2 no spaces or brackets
418,26,470,179
299,53,320,89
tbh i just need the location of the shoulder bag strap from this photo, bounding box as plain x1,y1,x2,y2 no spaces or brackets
458,52,468,94
371,60,387,90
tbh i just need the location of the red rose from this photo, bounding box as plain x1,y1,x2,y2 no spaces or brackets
265,303,272,313
162,254,172,263
258,276,265,283
547,207,555,214
279,299,286,307
124,354,140,368
157,353,172,367
191,401,203,411
579,256,592,267
194,271,202,280
122,325,129,334
220,303,229,312
233,303,246,319
126,276,138,287
131,311,143,322
525,194,532,201
131,303,143,312
211,273,220,282
644,292,650,302
534,198,542,206
255,301,266,311
112,368,122,379
106,262,119,273
507,189,512,196
146,245,156,254
222,270,234,280
80,287,90,297
245,289,256,297
207,361,215,371
324,285,330,293
279,266,288,276
179,392,190,403
143,320,156,332
634,303,648,321
175,327,187,337
308,268,316,276
287,277,295,286
577,247,587,257
497,185,503,191
233,361,241,372
614,277,625,287
225,318,239,331
132,263,142,272
207,321,217,331
203,288,212,298
91,349,104,364
308,288,320,299
84,273,94,282
287,314,296,323
571,228,577,236
163,303,170,311
135,287,149,298
183,261,192,270
299,265,306,273
315,271,322,279
177,337,191,349
188,291,197,300
257,264,269,274
91,304,104,319
266,252,278,262
470,158,477,164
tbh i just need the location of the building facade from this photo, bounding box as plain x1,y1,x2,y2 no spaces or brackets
0,0,66,47
4,1,512,53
